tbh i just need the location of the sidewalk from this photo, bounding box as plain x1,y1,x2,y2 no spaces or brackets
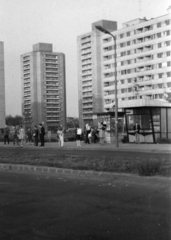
1,141,171,153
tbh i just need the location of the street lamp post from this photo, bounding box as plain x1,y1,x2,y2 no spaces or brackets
95,25,118,147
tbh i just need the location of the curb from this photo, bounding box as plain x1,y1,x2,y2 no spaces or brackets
0,163,138,179
0,163,170,181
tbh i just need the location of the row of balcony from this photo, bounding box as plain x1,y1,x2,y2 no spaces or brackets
45,55,58,59
81,36,91,43
82,59,92,66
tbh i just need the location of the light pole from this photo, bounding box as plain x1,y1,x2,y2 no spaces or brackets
95,25,118,147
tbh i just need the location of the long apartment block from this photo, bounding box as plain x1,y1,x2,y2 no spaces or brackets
21,43,66,131
77,9,171,128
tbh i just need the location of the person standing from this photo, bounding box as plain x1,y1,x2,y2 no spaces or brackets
57,125,64,147
4,125,10,144
39,123,45,147
33,126,39,146
12,125,19,146
98,122,106,145
27,128,32,144
19,125,25,147
75,126,82,147
85,123,91,144
92,127,98,143
133,122,141,144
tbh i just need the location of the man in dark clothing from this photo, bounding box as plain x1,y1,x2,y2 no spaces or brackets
27,128,32,143
133,122,141,143
39,123,45,146
4,125,10,144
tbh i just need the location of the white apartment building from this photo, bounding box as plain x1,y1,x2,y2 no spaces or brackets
21,43,66,131
77,9,171,128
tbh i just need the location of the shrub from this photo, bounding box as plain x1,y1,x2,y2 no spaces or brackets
137,158,161,176
156,138,171,144
121,135,129,143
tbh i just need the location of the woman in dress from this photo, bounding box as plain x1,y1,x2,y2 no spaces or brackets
57,125,64,147
19,125,25,147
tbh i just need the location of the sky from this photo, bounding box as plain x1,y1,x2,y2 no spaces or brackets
0,0,170,117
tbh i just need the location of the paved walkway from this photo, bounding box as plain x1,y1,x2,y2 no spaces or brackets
1,141,171,153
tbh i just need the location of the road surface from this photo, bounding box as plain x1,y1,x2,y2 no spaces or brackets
0,170,170,240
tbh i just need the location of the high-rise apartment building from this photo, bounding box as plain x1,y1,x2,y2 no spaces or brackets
77,9,171,128
0,42,5,129
21,43,66,131
77,20,117,128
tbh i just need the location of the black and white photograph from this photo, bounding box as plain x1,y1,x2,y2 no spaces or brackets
0,0,171,239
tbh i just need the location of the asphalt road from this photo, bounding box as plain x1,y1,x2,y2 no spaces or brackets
0,170,170,240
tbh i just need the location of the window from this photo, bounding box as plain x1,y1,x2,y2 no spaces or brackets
157,33,161,38
157,53,163,58
165,20,170,25
121,51,126,57
127,50,131,55
127,41,131,46
128,88,132,92
127,78,132,83
165,41,170,46
121,70,127,75
158,63,162,68
158,43,162,48
127,32,130,36
166,30,170,36
132,40,136,45
167,61,171,67
120,33,124,39
157,22,161,28
167,72,171,77
166,51,171,57
158,73,163,78
167,82,171,87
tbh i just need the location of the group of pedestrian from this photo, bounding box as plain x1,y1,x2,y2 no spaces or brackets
84,122,107,145
32,124,45,147
4,125,25,147
3,123,46,147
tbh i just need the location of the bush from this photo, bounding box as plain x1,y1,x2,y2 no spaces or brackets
121,135,129,143
156,138,171,144
137,158,161,176
64,136,76,142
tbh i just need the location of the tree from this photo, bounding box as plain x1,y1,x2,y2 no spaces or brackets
5,115,23,126
66,117,79,129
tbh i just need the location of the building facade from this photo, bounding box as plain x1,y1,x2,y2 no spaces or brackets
21,43,66,131
0,42,5,129
77,20,117,128
77,10,171,129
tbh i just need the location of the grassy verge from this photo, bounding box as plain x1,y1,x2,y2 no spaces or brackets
0,149,171,177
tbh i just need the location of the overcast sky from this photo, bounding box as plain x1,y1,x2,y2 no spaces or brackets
1,0,170,117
